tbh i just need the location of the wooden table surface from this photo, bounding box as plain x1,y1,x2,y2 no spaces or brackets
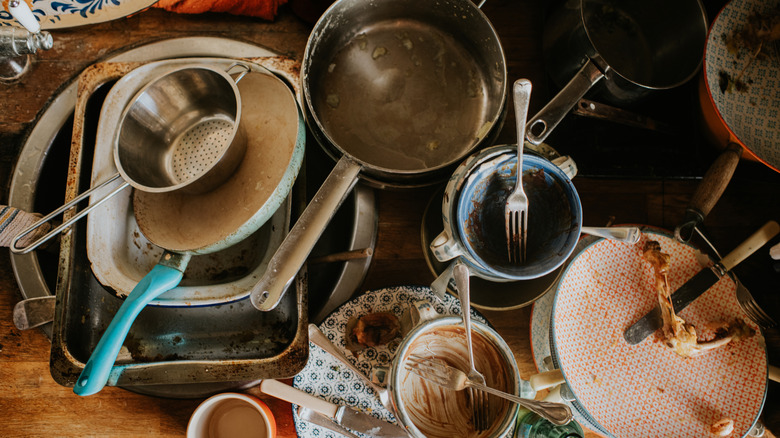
1,1,780,436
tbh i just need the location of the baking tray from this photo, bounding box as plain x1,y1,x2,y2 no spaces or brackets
49,57,309,392
9,37,376,398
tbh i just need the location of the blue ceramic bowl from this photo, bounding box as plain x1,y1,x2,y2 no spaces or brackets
456,148,582,280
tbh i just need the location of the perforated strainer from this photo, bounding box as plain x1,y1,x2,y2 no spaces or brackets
12,63,249,254
115,64,248,194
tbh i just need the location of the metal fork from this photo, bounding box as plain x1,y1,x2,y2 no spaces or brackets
453,262,489,431
506,79,532,263
405,354,573,426
736,280,777,329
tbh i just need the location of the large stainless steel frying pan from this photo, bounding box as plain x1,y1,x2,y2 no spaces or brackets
250,0,507,311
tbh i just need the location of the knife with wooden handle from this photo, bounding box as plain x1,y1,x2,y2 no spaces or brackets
624,220,780,345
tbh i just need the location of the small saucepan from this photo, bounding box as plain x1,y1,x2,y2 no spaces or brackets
526,0,707,145
250,0,507,311
73,64,305,396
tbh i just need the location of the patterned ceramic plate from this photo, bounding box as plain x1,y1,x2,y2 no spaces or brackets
0,0,155,30
529,234,602,434
292,285,486,437
551,230,767,438
704,0,780,172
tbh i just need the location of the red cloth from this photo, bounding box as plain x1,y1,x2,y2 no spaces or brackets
153,0,287,20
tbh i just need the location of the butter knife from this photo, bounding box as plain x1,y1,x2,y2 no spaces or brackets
259,379,409,438
308,324,396,414
298,406,360,438
624,220,780,345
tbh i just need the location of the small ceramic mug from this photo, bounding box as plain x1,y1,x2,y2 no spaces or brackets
187,392,276,438
431,145,582,283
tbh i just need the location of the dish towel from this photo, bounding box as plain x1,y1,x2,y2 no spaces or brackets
153,0,288,20
0,205,49,249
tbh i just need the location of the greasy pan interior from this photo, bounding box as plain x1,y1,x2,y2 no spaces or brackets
303,0,506,182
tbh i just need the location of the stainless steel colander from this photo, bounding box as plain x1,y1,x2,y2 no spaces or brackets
11,63,249,254
115,65,247,193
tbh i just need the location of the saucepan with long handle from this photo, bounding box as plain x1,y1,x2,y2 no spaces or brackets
250,0,507,312
526,0,707,146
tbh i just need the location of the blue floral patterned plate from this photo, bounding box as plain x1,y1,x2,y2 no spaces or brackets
0,0,156,30
292,285,486,437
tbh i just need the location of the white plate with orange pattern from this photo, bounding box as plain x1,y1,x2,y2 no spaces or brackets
550,230,767,438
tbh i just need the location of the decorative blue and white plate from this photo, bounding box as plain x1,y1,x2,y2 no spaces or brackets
292,285,486,437
0,0,156,30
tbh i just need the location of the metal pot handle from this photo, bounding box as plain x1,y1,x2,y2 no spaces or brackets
250,156,362,311
225,61,251,83
526,58,606,146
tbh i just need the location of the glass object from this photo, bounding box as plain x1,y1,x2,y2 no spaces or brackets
0,26,53,82
514,408,584,438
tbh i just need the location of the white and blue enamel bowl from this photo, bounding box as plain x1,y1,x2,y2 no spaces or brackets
431,145,582,281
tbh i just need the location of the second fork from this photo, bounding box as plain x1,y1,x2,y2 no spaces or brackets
454,262,489,431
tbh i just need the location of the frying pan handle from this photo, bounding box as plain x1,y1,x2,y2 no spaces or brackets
250,156,362,311
73,257,189,396
526,58,606,146
675,142,742,243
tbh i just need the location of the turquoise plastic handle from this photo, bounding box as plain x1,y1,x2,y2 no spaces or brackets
73,263,185,396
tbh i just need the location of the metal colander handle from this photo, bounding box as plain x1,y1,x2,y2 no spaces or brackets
10,173,129,254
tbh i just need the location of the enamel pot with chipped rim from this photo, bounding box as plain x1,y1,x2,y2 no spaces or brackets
250,0,507,312
676,0,780,243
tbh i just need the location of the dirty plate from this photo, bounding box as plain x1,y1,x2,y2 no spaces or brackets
704,0,780,172
0,0,155,30
550,230,767,438
529,234,601,433
292,285,486,437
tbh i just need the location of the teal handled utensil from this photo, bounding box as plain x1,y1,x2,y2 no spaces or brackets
74,253,190,395
72,64,305,396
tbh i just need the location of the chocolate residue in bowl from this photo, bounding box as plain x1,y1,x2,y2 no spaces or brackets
398,325,513,437
464,163,574,270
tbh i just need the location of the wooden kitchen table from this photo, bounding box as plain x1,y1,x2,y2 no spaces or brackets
1,1,779,437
